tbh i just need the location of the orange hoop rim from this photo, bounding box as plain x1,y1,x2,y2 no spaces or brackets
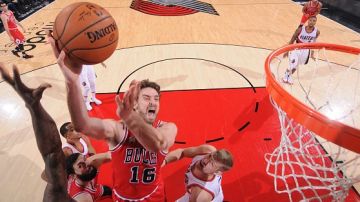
265,43,360,153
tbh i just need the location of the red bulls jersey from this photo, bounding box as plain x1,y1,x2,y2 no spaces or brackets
67,175,103,201
110,121,167,201
1,11,17,29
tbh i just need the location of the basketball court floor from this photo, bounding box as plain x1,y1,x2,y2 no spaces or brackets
0,0,359,201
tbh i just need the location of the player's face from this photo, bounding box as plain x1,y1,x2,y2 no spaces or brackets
135,87,160,124
200,152,222,174
65,124,82,141
73,155,89,175
73,155,97,181
0,4,7,11
308,17,317,27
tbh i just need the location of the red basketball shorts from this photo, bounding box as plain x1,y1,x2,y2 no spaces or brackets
9,28,25,45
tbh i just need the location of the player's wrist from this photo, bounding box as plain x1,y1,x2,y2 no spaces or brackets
122,111,138,126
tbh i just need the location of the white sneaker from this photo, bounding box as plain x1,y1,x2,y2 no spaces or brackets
282,76,289,83
91,97,102,105
85,102,93,111
282,73,293,85
287,75,293,84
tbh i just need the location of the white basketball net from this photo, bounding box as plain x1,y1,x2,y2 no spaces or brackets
265,46,360,201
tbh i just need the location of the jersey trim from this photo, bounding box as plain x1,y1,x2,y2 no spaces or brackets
191,162,216,182
113,185,159,201
72,191,92,200
187,184,215,200
110,127,128,152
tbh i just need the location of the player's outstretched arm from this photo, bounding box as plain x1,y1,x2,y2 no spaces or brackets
164,144,216,165
47,31,121,142
85,151,112,169
0,64,74,202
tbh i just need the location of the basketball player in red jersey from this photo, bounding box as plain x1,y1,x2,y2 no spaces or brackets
299,0,322,27
0,2,33,59
41,122,96,182
47,31,178,202
66,152,112,201
0,64,73,202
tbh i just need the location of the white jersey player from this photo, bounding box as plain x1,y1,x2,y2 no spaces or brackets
163,144,233,202
59,122,95,157
80,63,105,111
283,16,320,84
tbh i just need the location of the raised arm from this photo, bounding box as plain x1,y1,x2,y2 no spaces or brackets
85,152,112,169
0,64,74,202
164,144,216,165
47,31,123,143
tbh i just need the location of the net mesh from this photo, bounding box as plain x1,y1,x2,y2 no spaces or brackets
265,44,360,201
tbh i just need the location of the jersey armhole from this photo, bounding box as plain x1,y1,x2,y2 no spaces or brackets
110,126,128,152
187,184,215,200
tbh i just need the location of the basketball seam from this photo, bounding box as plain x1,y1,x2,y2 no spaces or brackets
62,15,113,50
69,38,118,53
69,38,118,63
56,3,85,41
69,52,94,64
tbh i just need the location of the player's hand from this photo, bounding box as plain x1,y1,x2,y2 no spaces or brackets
0,63,51,107
115,80,140,121
85,155,97,167
47,30,82,81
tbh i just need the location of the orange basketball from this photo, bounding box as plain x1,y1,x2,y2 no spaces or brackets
53,2,118,65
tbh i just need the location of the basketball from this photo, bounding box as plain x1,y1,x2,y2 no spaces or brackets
53,2,118,65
